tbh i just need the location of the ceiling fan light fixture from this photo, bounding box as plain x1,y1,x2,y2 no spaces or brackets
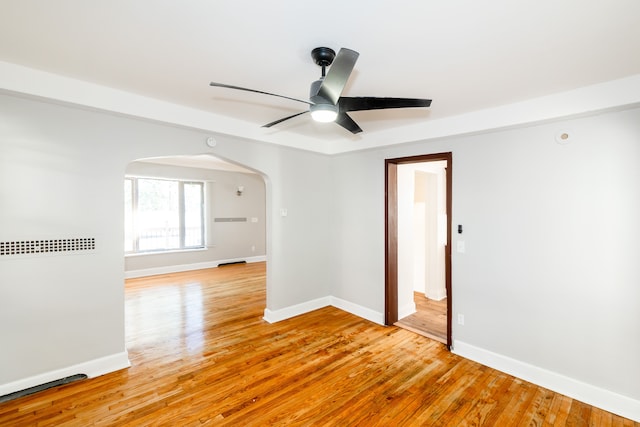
310,103,338,123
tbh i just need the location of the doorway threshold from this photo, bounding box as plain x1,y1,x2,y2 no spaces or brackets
394,321,447,345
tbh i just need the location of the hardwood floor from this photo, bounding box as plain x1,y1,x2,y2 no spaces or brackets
395,292,447,344
1,262,637,426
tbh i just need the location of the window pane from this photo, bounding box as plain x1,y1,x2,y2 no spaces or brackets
184,183,203,247
137,179,180,251
124,179,134,252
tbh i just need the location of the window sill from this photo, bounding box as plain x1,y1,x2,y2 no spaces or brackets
125,247,208,258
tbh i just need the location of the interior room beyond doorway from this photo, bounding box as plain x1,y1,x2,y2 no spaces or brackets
395,160,448,344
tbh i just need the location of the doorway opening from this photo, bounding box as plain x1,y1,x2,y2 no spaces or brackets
123,154,266,277
385,153,452,349
122,154,268,357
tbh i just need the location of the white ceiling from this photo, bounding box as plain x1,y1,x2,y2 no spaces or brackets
1,1,640,153
137,154,256,174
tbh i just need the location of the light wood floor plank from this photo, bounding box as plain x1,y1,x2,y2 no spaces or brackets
0,262,637,426
395,291,447,343
519,386,556,426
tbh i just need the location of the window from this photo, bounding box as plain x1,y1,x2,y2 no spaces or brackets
124,177,204,253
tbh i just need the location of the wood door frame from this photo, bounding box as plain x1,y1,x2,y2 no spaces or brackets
385,152,453,349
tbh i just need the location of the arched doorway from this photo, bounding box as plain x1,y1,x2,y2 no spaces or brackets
123,154,267,278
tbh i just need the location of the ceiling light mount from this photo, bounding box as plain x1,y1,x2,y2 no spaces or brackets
311,47,336,77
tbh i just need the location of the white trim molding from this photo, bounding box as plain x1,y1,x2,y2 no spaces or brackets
263,296,332,324
397,301,417,321
124,255,267,279
263,296,384,326
0,351,130,397
2,61,639,156
453,340,640,423
330,297,385,325
426,288,447,301
0,61,330,153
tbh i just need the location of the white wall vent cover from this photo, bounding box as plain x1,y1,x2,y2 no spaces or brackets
0,238,96,256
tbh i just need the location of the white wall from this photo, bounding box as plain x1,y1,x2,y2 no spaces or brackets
123,161,266,276
417,169,447,300
397,165,417,318
331,107,640,417
0,92,332,393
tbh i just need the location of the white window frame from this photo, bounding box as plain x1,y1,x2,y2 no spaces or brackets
125,176,205,254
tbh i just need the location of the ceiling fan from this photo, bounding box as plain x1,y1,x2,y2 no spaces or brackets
209,47,432,134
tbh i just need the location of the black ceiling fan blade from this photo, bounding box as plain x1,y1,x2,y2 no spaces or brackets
335,112,363,134
339,97,432,112
316,48,359,105
262,111,309,128
210,82,312,106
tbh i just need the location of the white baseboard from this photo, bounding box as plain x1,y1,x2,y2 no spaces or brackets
125,255,267,279
426,288,447,301
398,301,417,321
0,351,130,397
330,297,385,325
263,296,332,323
453,340,640,422
263,296,384,326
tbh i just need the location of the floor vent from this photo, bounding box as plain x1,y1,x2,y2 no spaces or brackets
0,238,96,256
219,260,247,267
0,374,88,403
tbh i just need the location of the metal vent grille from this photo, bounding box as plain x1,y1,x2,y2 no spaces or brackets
0,238,96,256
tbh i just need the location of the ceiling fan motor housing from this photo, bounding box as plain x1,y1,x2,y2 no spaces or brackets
310,78,327,104
309,77,338,122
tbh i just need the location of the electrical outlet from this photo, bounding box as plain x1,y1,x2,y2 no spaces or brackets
457,314,465,325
